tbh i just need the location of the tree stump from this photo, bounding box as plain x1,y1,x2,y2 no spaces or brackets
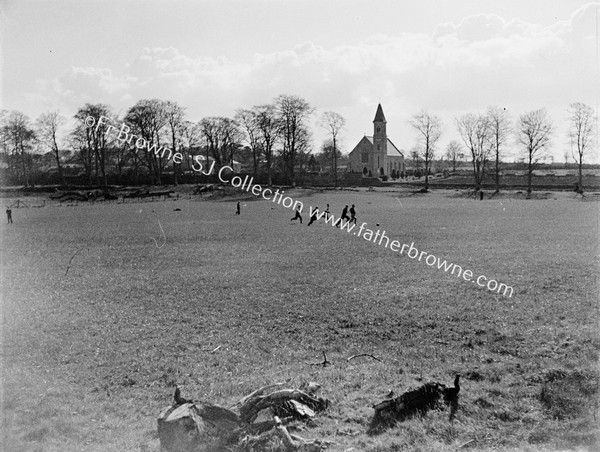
158,384,329,451
157,403,241,452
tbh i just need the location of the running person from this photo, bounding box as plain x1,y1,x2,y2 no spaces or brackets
341,205,349,221
236,201,241,215
349,204,357,225
307,207,319,226
335,205,349,228
290,206,303,223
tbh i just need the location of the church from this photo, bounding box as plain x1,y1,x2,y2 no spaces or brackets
347,104,405,178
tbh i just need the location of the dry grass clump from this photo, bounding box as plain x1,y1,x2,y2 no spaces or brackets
539,368,598,420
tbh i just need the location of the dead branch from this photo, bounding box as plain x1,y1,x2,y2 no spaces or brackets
306,351,331,367
64,247,85,276
239,389,329,424
239,416,324,451
238,383,286,407
457,439,476,449
199,344,222,353
347,354,382,362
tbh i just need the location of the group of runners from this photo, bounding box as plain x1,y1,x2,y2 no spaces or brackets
290,203,357,227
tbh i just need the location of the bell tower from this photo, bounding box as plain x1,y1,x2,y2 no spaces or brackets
373,103,388,176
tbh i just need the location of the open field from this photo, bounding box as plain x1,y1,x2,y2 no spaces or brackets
1,188,599,451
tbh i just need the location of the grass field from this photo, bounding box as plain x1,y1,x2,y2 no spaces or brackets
1,187,599,451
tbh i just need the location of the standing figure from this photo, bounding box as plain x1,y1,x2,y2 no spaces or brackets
349,204,357,225
6,207,12,224
324,203,331,221
307,207,319,226
290,206,303,223
236,201,241,215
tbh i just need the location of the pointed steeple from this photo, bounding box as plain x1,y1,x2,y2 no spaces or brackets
373,103,386,123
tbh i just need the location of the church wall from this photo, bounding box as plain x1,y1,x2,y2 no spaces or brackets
348,137,374,176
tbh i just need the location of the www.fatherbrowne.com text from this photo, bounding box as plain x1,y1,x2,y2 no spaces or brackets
309,208,514,298
87,113,514,298
211,163,514,298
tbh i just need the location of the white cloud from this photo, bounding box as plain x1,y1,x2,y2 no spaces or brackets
22,3,598,161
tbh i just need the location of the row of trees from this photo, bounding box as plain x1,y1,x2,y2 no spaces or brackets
409,103,596,197
1,99,596,193
0,95,347,187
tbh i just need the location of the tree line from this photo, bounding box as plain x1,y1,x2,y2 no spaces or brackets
0,94,348,188
409,103,596,197
1,97,595,195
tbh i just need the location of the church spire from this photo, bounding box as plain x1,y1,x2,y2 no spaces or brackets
373,103,386,123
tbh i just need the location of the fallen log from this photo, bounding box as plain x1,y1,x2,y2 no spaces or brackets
240,388,329,424
158,384,330,452
239,416,325,452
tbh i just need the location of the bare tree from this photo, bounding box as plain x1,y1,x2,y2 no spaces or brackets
110,122,132,184
568,102,596,194
2,111,36,186
254,104,279,187
444,140,464,173
235,108,261,178
516,109,553,199
487,106,511,194
456,113,492,192
318,139,343,174
125,99,169,184
163,101,186,185
320,111,345,186
275,94,314,186
36,111,66,185
74,104,113,185
199,117,223,168
221,118,243,167
180,120,202,174
410,111,442,190
199,117,242,170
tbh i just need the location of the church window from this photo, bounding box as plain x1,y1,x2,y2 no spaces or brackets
377,144,380,150
361,151,369,163
376,127,381,133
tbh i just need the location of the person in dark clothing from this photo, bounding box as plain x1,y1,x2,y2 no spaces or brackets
307,207,319,226
290,206,303,223
236,201,241,215
335,205,349,228
349,204,357,224
341,205,349,221
6,207,12,223
324,203,331,221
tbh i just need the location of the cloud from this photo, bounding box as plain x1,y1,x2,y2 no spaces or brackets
22,3,598,160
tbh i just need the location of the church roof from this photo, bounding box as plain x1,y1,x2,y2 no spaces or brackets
365,136,404,157
373,103,386,123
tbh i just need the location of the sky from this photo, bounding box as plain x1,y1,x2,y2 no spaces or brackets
1,0,599,163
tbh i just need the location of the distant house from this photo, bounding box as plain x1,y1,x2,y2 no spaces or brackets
348,104,405,177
